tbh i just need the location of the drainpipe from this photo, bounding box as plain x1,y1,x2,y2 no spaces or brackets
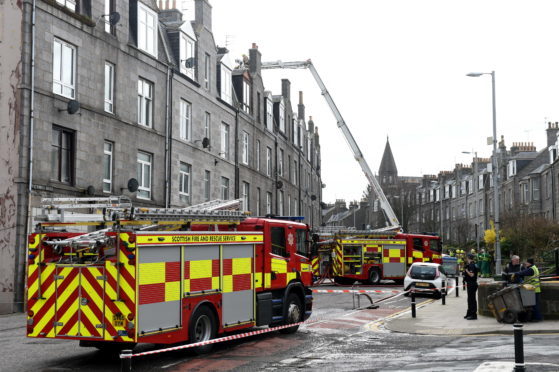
234,108,239,199
298,149,302,219
274,138,278,214
552,163,556,221
17,0,37,313
164,66,172,208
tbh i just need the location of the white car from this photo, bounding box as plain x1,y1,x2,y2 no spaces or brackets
403,262,448,298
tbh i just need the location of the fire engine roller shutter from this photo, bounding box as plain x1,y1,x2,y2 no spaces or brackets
138,246,181,334
222,244,254,326
382,244,407,277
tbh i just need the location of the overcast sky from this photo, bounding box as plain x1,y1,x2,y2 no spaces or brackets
206,0,559,203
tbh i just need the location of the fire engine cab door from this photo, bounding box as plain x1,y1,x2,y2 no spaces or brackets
222,244,254,327
54,266,106,338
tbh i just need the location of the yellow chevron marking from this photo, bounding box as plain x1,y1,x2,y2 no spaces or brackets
80,305,102,337
28,264,55,301
265,273,271,287
106,263,135,302
56,294,79,335
30,302,55,337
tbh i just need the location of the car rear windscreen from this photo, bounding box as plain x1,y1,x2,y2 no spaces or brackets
410,265,437,280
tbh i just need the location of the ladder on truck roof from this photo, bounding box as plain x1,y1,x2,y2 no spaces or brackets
36,197,247,229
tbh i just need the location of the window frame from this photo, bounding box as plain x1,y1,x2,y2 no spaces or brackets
220,64,232,104
266,147,272,177
53,38,76,99
204,53,211,90
103,141,113,193
179,161,192,204
242,181,250,211
180,99,192,141
221,176,230,200
104,61,115,113
51,126,75,184
137,78,153,127
204,170,211,201
242,131,249,165
221,123,230,160
137,2,158,57
180,33,196,79
137,151,152,200
242,80,251,114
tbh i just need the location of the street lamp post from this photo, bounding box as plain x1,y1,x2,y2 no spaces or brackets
466,71,501,274
463,151,479,252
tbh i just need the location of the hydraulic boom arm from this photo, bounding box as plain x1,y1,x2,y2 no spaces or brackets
261,60,400,229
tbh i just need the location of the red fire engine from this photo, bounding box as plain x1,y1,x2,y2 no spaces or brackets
26,197,313,351
312,230,442,285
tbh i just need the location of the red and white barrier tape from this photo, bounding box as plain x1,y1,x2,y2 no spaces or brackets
122,316,327,359
312,289,402,294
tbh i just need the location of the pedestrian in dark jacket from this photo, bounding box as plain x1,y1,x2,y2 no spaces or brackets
503,255,522,283
463,253,479,320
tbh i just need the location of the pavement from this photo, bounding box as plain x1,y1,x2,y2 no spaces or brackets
384,280,559,336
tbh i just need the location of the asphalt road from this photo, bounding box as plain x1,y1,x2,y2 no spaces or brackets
2,282,558,371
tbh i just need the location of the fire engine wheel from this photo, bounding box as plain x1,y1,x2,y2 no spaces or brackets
189,305,217,354
279,293,302,334
367,269,381,285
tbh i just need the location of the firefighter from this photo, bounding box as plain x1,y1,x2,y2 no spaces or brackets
478,249,492,278
512,258,543,321
456,249,465,271
463,253,479,320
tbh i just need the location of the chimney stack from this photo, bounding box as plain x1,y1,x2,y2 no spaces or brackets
195,0,212,31
281,79,291,102
249,43,261,73
298,91,305,120
547,121,559,147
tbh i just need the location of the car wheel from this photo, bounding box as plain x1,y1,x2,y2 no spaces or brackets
189,305,217,354
279,293,302,334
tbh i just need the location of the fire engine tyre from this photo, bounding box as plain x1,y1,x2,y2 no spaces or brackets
367,269,381,285
278,293,302,334
189,305,217,354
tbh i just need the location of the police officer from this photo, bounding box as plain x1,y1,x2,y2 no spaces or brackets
463,253,479,320
513,258,543,321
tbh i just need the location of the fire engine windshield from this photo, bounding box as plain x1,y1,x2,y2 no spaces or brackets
429,239,442,253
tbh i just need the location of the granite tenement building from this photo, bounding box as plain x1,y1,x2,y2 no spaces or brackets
0,0,322,314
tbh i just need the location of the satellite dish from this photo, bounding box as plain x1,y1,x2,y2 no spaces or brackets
276,181,283,189
67,100,80,114
184,57,196,68
109,12,120,26
127,178,139,193
311,195,317,201
86,185,96,196
202,137,210,148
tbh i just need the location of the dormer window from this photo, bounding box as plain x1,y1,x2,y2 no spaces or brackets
180,33,196,79
138,2,158,57
242,80,251,113
265,96,273,131
549,145,557,163
220,64,232,104
507,160,517,178
279,101,285,133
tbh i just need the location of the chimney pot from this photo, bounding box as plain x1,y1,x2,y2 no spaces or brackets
252,42,258,49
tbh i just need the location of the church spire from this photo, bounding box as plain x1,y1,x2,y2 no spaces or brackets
379,137,398,186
